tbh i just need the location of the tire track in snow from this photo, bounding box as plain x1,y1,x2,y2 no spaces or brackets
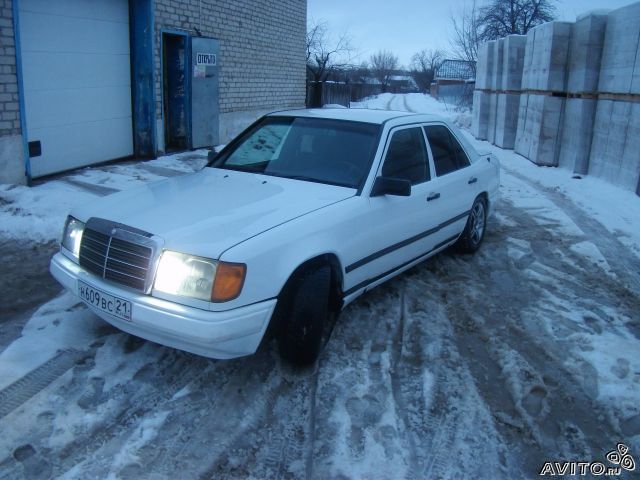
431,197,638,475
387,289,420,478
50,349,208,478
402,95,416,113
502,166,640,297
385,95,396,111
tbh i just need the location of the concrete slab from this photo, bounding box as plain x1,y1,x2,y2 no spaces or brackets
599,2,640,94
502,35,526,91
536,96,564,166
515,93,529,156
620,102,640,192
475,42,492,90
589,100,640,192
515,94,564,166
472,90,491,140
589,100,630,185
567,13,607,94
558,98,598,173
487,93,498,144
522,21,572,92
494,93,521,149
491,39,505,91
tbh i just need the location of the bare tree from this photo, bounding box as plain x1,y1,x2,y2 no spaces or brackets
370,50,399,92
410,49,445,92
306,20,355,82
450,0,483,70
450,0,557,69
479,0,556,38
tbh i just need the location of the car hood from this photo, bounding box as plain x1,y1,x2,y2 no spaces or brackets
72,168,355,259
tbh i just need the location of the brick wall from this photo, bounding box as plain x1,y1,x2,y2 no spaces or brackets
154,0,307,120
0,0,21,137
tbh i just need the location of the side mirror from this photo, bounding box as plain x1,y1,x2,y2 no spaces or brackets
371,176,411,197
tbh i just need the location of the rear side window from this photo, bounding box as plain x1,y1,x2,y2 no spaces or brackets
424,125,470,176
381,127,430,185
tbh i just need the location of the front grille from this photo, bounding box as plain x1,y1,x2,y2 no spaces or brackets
79,227,153,291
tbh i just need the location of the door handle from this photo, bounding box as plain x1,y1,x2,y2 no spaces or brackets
427,193,440,202
468,177,478,185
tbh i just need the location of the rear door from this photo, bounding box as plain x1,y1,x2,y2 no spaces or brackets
422,124,479,244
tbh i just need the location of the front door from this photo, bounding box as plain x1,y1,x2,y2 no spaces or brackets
344,125,445,291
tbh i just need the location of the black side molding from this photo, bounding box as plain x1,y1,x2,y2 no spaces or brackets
345,210,470,274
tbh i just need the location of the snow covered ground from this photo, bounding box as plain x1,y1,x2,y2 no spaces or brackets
0,95,639,479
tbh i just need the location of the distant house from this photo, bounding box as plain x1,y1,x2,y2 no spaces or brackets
389,75,419,93
434,60,476,84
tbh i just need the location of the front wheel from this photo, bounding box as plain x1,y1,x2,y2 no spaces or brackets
276,265,331,365
456,196,487,253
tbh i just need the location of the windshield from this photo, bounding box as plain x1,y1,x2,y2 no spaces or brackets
211,116,381,189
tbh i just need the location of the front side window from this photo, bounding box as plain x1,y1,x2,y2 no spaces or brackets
212,117,380,189
424,125,470,176
381,127,430,185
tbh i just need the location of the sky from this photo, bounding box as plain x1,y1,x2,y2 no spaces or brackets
307,0,634,68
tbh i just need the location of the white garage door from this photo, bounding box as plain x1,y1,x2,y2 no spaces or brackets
18,0,133,178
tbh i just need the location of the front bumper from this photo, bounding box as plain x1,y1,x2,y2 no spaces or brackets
50,253,276,359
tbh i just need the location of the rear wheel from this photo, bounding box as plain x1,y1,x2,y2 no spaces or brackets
456,196,487,253
276,265,331,365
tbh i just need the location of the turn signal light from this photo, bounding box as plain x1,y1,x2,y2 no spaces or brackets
212,262,247,302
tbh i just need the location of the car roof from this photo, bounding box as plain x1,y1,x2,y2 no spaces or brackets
268,108,447,125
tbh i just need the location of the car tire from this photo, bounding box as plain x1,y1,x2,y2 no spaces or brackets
277,264,331,365
456,196,487,254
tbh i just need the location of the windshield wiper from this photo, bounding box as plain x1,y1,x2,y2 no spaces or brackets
277,174,353,189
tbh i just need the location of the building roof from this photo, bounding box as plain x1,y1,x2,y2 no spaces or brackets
269,108,445,125
435,60,476,81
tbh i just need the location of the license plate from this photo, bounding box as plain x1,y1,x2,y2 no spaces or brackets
78,281,132,322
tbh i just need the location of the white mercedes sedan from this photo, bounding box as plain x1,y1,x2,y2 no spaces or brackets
50,109,500,364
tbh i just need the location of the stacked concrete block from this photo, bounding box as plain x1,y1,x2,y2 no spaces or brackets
515,94,564,166
471,41,495,140
589,101,640,192
491,39,505,91
597,2,640,94
559,13,608,173
472,2,640,194
502,35,527,91
559,99,598,173
521,21,572,92
588,3,640,193
515,22,572,166
471,91,491,140
494,93,521,149
475,41,494,90
494,35,526,149
487,40,504,144
567,13,608,94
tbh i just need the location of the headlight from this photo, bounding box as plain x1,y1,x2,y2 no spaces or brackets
61,216,85,259
154,250,246,302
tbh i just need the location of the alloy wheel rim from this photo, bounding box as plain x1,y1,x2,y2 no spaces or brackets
470,202,485,245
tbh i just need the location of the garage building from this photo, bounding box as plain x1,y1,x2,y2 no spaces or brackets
0,0,306,184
